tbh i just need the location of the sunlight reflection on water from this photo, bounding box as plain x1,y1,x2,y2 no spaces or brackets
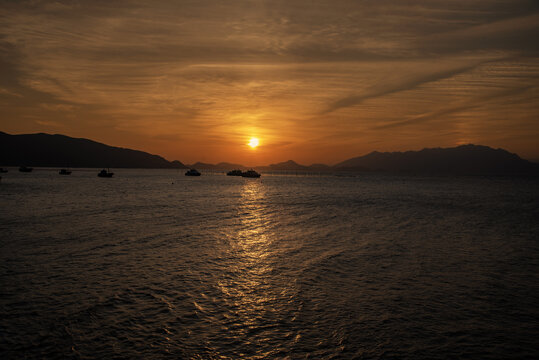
218,180,279,352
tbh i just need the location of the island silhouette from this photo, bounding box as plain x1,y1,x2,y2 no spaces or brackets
0,131,186,169
1,131,538,175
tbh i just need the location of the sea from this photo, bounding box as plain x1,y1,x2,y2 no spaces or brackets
1,169,538,359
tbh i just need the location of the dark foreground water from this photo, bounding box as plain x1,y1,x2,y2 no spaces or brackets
1,169,538,359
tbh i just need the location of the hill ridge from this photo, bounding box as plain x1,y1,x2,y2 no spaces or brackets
0,131,187,169
334,144,536,174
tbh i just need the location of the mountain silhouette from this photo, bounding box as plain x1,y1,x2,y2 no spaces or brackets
186,162,246,170
0,131,186,168
335,144,538,174
269,160,308,171
255,160,332,172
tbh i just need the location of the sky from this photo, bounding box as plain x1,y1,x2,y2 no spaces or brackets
1,0,538,165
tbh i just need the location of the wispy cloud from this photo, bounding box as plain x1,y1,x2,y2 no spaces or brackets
320,61,485,114
418,13,539,55
373,84,536,130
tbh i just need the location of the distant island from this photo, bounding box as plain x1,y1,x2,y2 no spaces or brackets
0,131,186,169
252,149,537,175
332,145,539,175
1,131,538,175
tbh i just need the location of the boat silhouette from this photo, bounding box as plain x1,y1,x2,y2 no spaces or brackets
241,169,261,178
227,169,243,176
185,169,201,176
59,169,72,175
98,169,114,177
19,166,33,172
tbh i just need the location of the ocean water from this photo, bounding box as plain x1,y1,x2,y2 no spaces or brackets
1,169,538,359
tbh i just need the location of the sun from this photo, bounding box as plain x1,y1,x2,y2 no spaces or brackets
248,137,259,148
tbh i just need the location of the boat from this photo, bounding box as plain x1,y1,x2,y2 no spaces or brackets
241,169,261,178
59,169,72,175
227,169,243,176
98,169,114,178
185,169,201,176
19,166,33,172
0,168,7,173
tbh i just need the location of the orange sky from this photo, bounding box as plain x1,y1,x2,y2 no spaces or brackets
1,1,538,165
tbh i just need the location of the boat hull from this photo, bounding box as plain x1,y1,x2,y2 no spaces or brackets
185,169,201,176
241,170,261,178
227,170,243,176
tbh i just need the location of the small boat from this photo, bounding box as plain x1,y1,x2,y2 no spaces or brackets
185,169,201,176
0,168,7,173
227,169,243,176
59,169,72,175
241,169,261,178
19,166,33,172
98,169,114,178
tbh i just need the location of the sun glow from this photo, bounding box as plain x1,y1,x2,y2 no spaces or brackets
248,137,259,148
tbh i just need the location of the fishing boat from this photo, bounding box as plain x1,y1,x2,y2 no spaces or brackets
98,169,114,177
185,169,201,176
227,169,243,176
59,169,72,175
19,166,33,172
241,169,261,178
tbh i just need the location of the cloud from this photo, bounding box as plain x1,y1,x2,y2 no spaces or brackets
320,61,484,114
39,103,77,112
35,119,61,127
0,88,22,97
373,84,536,130
418,13,539,55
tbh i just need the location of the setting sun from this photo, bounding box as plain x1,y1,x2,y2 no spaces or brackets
248,137,259,149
